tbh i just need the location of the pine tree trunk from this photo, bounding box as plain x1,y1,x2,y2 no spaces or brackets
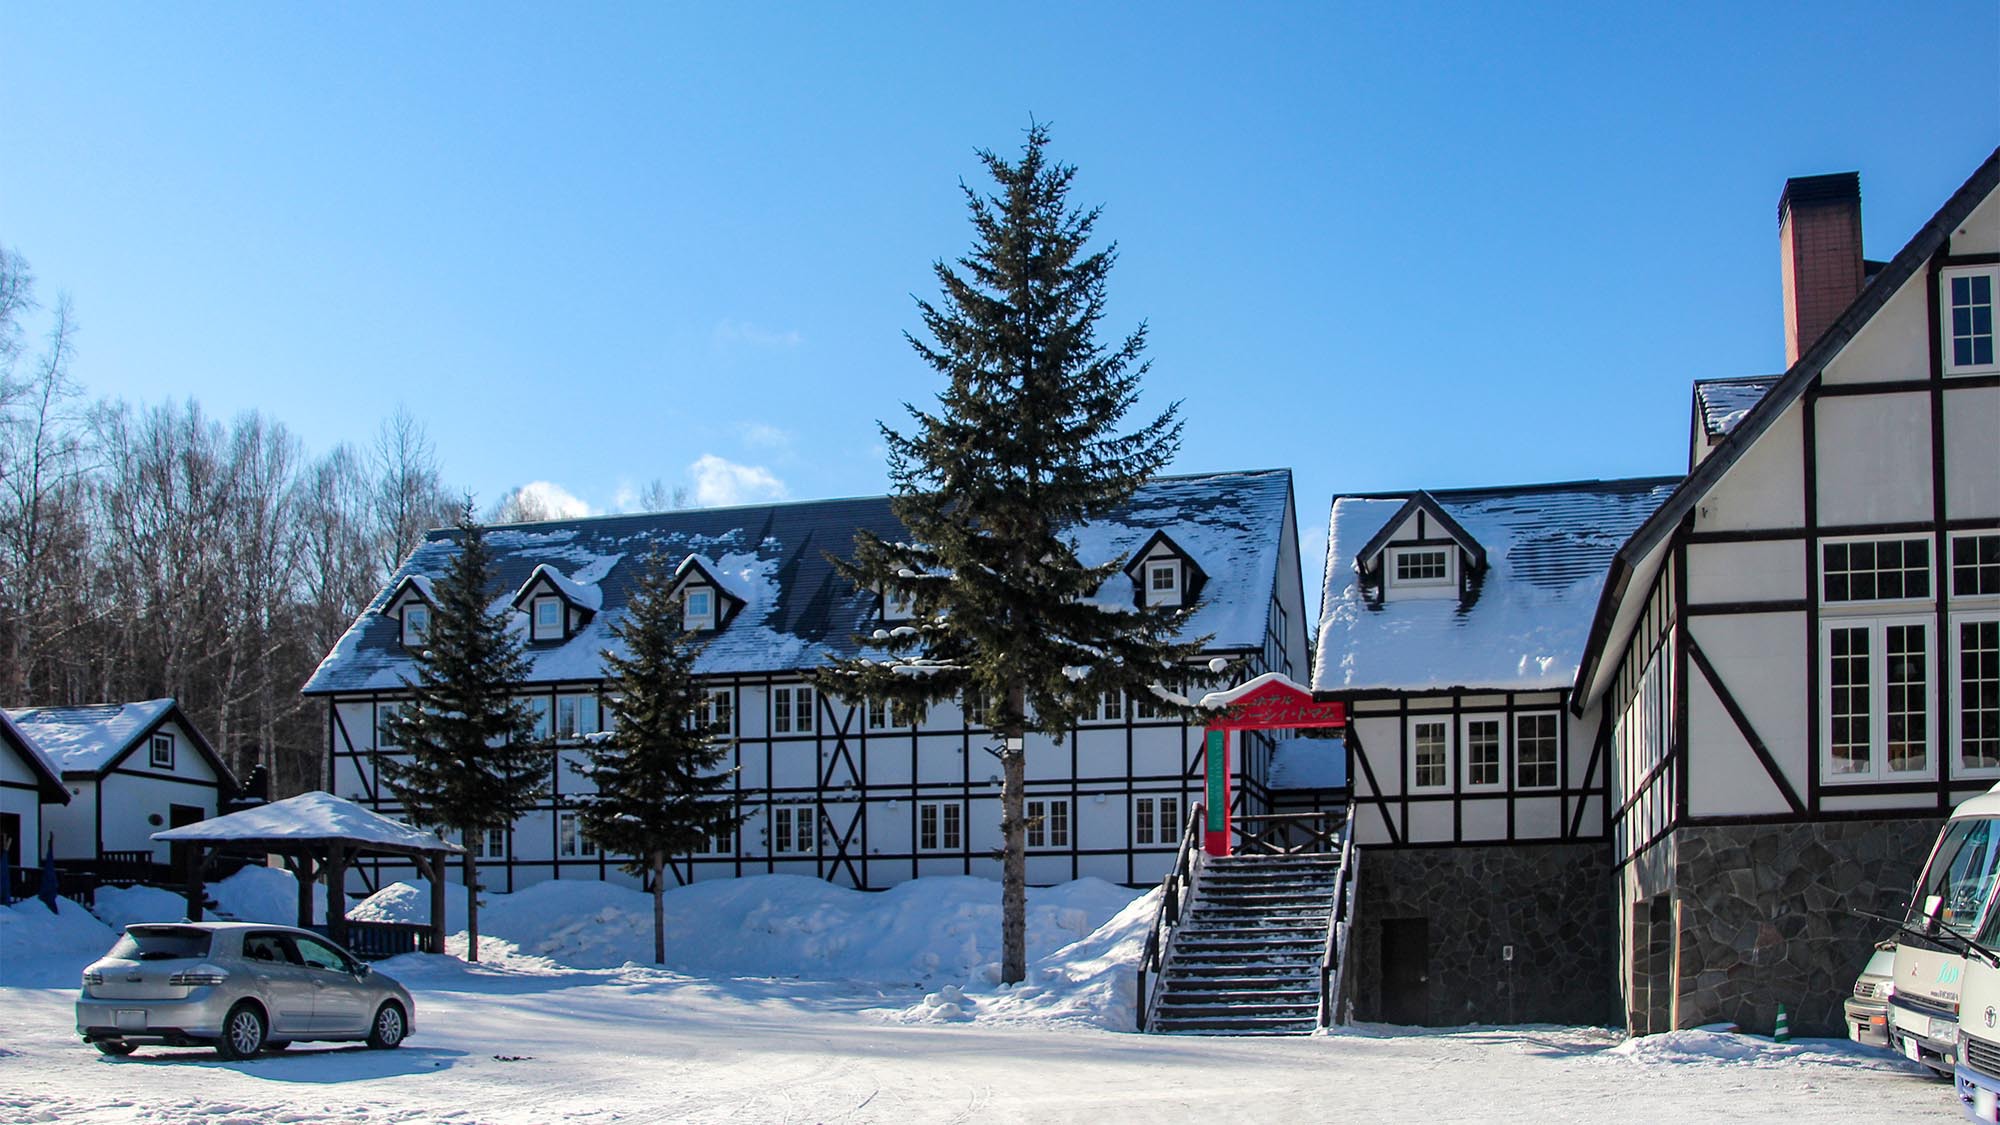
651,852,666,966
1000,722,1027,985
463,835,480,963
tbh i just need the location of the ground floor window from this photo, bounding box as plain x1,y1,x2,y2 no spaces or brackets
1824,617,1934,781
770,805,816,855
557,811,598,858
1409,718,1449,790
917,801,962,851
1462,717,1503,789
1134,796,1180,845
474,827,507,859
696,820,735,856
1959,614,2000,774
1025,798,1070,849
1514,713,1559,789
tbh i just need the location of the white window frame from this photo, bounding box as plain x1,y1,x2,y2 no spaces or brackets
401,603,430,647
531,595,563,641
1385,545,1457,600
882,585,916,622
1134,795,1180,845
684,586,716,631
916,800,963,852
697,688,734,736
1820,534,1934,606
1953,532,2000,600
376,702,403,749
1147,560,1182,607
1954,611,2000,778
1025,797,1071,849
867,697,911,730
1408,716,1452,792
554,694,598,741
1098,689,1124,724
520,695,552,741
1942,264,2000,376
557,810,598,859
773,686,815,734
1460,715,1506,792
768,805,816,856
696,821,735,856
476,827,508,859
149,732,175,770
1513,712,1561,791
1821,615,1938,783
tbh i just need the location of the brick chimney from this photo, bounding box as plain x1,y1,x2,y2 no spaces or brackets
1778,171,1864,366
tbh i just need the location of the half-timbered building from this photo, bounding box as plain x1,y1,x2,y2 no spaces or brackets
303,469,1310,898
1573,151,2000,1037
1312,477,1678,1026
1,709,69,875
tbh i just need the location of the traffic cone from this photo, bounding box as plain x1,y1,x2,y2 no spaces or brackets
1773,1004,1791,1043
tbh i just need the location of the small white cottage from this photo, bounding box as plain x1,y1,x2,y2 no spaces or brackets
1,709,68,873
6,700,235,866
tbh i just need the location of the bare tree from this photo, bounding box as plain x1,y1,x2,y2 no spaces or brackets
370,406,453,574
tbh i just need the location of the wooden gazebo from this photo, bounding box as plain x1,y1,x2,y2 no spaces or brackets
152,790,461,953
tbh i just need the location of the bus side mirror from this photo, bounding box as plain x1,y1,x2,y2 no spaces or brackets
1924,894,1944,933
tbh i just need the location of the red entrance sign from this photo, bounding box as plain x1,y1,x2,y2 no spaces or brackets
1200,674,1345,856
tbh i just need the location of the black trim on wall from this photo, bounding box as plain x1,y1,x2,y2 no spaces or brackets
1684,634,1805,815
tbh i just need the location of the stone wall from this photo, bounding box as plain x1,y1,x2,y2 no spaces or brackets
1353,842,1616,1027
1670,817,1943,1037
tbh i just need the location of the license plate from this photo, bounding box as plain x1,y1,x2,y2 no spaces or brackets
1976,1086,1998,1123
115,1009,145,1031
1904,1036,1923,1062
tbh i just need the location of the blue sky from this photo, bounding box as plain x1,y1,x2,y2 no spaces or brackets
4,4,1996,615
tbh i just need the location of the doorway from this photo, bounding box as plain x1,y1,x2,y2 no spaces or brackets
1381,917,1431,1025
169,804,204,877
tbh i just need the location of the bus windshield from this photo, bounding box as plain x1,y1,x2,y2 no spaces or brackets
1912,817,2000,939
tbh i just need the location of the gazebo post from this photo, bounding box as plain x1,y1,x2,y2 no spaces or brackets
424,854,447,955
294,852,317,929
182,843,206,922
326,845,348,946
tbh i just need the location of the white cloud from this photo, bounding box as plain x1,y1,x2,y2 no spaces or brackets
688,454,788,507
737,422,791,451
514,480,593,519
713,319,803,350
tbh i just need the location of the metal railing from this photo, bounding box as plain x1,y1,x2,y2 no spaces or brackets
1318,802,1360,1028
313,920,438,961
1136,802,1207,1032
1234,810,1343,855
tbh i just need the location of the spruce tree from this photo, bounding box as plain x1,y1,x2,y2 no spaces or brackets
380,501,546,963
815,123,1202,983
573,553,741,964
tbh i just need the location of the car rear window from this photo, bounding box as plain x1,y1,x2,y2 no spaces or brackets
108,926,213,961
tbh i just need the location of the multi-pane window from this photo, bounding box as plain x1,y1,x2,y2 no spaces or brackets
555,694,599,741
1463,718,1502,788
696,822,735,856
1945,267,1997,373
557,811,598,858
1826,619,1933,781
684,587,715,630
772,686,815,734
964,691,989,729
770,805,815,855
401,604,430,646
150,733,175,769
1134,796,1180,845
1394,550,1449,583
1411,719,1449,789
917,801,963,851
698,689,733,735
1822,538,1931,603
1956,534,2000,598
1149,562,1179,593
376,702,403,749
476,827,507,859
867,697,912,730
1957,618,2000,773
521,696,553,741
532,596,562,641
1099,690,1124,723
1515,713,1559,789
1026,798,1071,849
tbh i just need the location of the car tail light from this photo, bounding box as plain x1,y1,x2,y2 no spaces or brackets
168,968,228,986
82,970,103,986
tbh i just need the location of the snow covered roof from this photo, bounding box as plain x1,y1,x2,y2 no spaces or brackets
1313,477,1680,694
1353,491,1486,574
1268,737,1347,791
0,709,68,804
4,699,230,780
1692,376,1780,440
304,469,1295,694
151,790,463,854
513,562,606,612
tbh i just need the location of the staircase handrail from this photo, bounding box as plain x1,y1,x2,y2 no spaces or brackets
1137,800,1207,1031
1318,801,1359,1028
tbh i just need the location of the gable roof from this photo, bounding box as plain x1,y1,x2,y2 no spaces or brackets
511,562,606,613
1692,375,1781,441
1352,490,1487,574
4,699,234,784
1,709,68,804
153,790,462,855
1574,146,2000,709
1314,477,1679,694
303,469,1297,695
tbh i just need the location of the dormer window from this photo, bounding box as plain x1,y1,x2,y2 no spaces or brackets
1391,548,1451,586
531,596,563,642
1148,561,1181,605
1123,532,1207,611
402,604,431,647
883,586,916,622
685,587,717,631
1356,491,1484,603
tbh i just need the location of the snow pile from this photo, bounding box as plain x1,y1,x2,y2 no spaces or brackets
209,865,327,925
91,884,190,929
1605,1026,1918,1071
1,897,116,984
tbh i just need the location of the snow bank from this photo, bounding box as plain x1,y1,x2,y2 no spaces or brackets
1,897,117,985
91,884,190,929
208,864,328,925
1603,1026,1919,1071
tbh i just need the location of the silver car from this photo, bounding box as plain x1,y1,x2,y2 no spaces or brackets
76,922,415,1059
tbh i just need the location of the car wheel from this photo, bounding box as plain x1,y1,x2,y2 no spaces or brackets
366,1001,406,1049
93,1039,136,1057
215,1002,267,1060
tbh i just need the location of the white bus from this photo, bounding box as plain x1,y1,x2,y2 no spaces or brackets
1891,785,2000,1076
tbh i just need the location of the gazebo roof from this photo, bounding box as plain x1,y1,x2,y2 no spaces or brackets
152,790,464,856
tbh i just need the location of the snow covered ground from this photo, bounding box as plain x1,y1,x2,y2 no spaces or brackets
0,871,1962,1123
